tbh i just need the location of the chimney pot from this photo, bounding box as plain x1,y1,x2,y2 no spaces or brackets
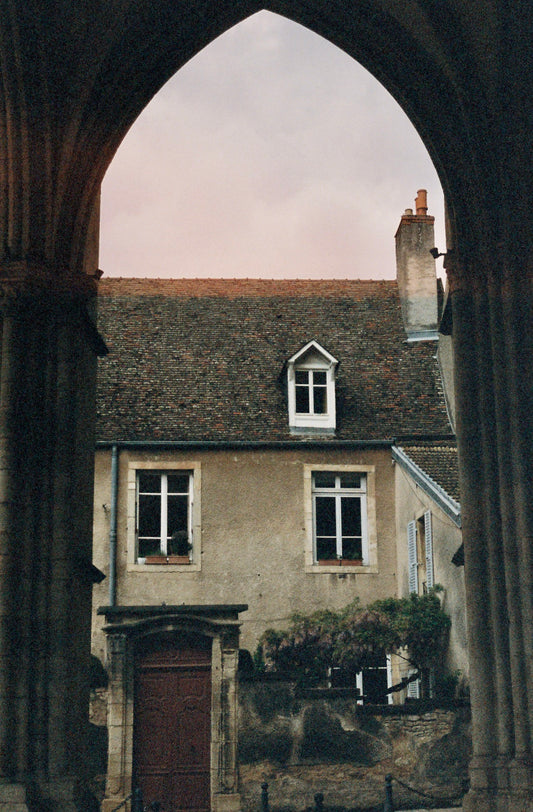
405,208,413,215
415,189,428,216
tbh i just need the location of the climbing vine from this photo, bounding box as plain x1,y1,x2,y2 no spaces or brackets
256,588,451,691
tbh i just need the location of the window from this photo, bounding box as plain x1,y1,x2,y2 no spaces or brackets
407,510,434,594
287,341,337,433
136,471,193,563
406,510,434,698
312,471,368,564
356,653,393,705
295,369,328,414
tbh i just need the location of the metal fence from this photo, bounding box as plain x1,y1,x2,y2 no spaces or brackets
259,776,463,812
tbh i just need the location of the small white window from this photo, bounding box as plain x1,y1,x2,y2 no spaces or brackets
312,471,368,564
136,471,193,563
287,341,337,433
356,653,393,705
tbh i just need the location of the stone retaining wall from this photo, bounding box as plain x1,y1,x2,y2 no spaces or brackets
238,678,470,811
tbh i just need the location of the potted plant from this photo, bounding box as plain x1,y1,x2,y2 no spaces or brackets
167,530,192,563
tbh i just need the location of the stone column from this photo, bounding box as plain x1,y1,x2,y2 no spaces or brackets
0,266,101,810
102,633,132,812
213,631,241,812
449,251,533,811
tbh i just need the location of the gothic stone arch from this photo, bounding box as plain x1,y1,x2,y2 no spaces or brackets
0,3,531,810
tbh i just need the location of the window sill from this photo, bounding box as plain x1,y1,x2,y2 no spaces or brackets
144,555,191,565
127,560,201,572
306,562,377,574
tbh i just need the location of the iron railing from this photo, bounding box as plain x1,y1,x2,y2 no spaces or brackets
259,776,463,812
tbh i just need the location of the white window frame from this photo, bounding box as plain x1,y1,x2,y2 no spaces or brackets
127,460,201,571
312,472,368,564
304,465,378,573
136,471,192,562
356,653,393,705
287,341,338,433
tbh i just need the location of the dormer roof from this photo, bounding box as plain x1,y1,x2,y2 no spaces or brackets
287,340,338,368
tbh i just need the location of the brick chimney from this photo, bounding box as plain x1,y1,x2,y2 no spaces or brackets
395,189,438,341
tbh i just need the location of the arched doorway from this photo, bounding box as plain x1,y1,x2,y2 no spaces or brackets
100,605,245,812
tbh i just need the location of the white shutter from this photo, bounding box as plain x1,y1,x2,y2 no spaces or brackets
424,510,434,589
407,669,420,699
407,520,418,593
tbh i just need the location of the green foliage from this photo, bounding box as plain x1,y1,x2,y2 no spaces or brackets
369,587,451,669
433,670,461,701
256,588,451,683
258,608,340,683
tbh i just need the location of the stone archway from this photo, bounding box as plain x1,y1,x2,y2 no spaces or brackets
0,3,531,809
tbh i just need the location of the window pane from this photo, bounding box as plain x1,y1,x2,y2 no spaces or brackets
167,495,189,541
341,496,362,537
313,472,336,488
138,538,162,558
362,666,388,704
342,538,362,559
138,472,162,494
295,370,309,385
313,386,327,414
313,371,327,385
315,496,337,536
339,473,362,489
295,386,310,413
316,537,337,560
167,473,189,494
138,494,161,538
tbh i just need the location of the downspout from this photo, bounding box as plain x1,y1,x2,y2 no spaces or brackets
109,444,119,607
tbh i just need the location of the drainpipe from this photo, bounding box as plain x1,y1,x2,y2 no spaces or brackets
109,444,119,607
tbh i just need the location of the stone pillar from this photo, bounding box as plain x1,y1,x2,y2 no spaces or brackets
0,265,100,809
449,251,533,811
102,633,132,812
213,632,241,812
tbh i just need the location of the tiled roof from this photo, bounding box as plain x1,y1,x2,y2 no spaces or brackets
396,441,460,503
96,278,452,443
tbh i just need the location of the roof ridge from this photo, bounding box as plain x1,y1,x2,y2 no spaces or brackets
97,277,398,299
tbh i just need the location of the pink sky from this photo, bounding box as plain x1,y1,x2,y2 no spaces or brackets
100,11,446,281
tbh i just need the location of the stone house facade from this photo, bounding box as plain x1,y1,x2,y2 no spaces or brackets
90,195,466,811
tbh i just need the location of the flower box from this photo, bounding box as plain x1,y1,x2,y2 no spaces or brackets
144,555,190,565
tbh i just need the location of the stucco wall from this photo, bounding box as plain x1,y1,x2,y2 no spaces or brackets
92,447,397,661
394,463,468,682
237,678,470,811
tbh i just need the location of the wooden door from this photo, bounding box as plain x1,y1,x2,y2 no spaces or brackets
134,635,212,812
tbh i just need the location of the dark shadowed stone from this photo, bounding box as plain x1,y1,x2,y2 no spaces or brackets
424,730,471,785
299,704,386,764
247,681,299,723
238,728,293,765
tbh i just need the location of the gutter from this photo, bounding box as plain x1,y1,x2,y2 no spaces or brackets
108,444,119,607
96,439,395,451
392,445,461,527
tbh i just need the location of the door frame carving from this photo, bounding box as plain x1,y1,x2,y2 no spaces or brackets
99,605,247,812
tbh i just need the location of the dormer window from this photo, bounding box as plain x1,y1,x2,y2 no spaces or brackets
287,341,338,433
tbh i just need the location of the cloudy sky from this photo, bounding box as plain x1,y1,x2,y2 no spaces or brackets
100,11,445,281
